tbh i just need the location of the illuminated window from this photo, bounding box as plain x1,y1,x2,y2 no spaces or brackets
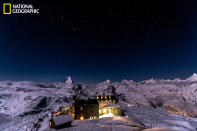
97,96,98,99
80,106,83,110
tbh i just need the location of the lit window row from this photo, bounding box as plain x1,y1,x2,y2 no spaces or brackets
89,116,97,119
96,96,112,99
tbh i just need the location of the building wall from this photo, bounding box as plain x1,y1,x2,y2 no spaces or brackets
99,107,121,117
73,101,99,120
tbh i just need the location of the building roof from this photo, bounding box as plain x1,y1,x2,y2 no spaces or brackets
75,99,99,105
53,114,73,126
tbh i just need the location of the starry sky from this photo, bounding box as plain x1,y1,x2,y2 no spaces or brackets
0,0,197,83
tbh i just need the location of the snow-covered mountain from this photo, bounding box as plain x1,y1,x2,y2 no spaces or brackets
64,76,73,85
0,74,197,131
187,73,197,81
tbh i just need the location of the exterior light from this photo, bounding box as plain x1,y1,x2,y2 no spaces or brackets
103,108,107,113
49,121,52,127
80,116,84,120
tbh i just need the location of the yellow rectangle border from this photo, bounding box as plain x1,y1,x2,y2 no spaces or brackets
3,3,12,14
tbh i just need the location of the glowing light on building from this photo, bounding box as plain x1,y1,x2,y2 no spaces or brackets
103,108,107,113
108,108,111,112
80,116,84,120
49,121,52,127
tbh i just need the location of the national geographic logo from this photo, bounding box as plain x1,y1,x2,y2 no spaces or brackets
3,3,39,14
3,3,11,14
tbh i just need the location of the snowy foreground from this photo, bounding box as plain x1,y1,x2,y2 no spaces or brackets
1,74,197,131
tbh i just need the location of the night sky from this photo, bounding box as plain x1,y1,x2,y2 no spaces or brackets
1,0,197,83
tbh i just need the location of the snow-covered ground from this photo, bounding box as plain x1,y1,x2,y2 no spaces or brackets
0,74,197,131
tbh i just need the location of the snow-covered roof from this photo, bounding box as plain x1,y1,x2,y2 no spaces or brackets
53,114,73,126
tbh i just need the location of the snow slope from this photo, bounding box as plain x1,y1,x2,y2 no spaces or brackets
0,75,197,131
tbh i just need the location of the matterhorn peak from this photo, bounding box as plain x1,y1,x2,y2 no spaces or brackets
187,73,197,81
64,76,73,84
